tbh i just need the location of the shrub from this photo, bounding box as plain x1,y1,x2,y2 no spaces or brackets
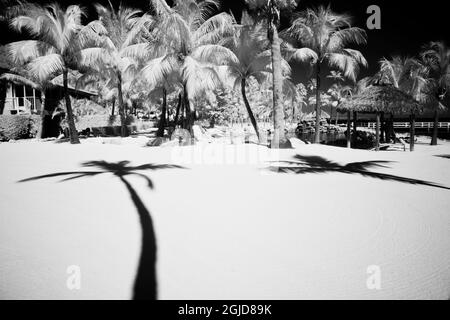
74,115,136,130
0,115,41,141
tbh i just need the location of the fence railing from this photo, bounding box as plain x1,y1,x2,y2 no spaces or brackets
364,122,450,130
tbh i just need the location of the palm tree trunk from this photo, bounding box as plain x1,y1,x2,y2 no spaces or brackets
270,28,287,148
156,88,167,137
117,73,127,137
111,98,115,116
375,112,380,151
174,93,182,126
0,80,6,115
63,69,80,144
431,108,439,145
241,78,260,141
380,112,385,143
352,111,358,144
346,110,351,148
410,112,415,152
38,91,47,139
335,110,339,126
314,63,321,144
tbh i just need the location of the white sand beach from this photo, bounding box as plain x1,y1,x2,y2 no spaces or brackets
0,138,449,299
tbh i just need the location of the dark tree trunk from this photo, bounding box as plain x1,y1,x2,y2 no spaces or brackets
183,88,194,143
335,110,339,126
0,80,7,115
314,63,321,144
410,112,415,152
174,93,182,126
156,88,167,137
352,111,357,144
111,98,115,116
63,69,80,144
375,112,380,151
431,108,439,145
380,112,386,143
270,27,287,148
117,73,128,137
38,92,47,138
346,110,351,148
241,78,260,141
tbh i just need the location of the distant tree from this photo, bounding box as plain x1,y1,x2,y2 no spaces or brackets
6,2,102,143
285,5,367,143
420,41,450,145
77,2,153,137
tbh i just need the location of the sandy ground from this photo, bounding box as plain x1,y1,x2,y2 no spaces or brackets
0,137,449,300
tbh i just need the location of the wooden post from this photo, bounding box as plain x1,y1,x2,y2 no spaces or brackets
346,110,351,148
375,112,380,151
410,113,415,152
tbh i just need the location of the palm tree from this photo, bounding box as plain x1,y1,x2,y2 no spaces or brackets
376,56,428,151
6,2,102,144
420,41,450,146
327,71,344,124
245,0,301,148
218,12,287,141
141,0,234,140
78,2,154,137
285,5,368,143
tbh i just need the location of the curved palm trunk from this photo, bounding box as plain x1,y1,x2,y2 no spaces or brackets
431,109,439,145
63,69,80,144
410,112,415,152
314,63,321,144
241,78,260,141
117,73,128,137
119,176,157,300
346,111,351,148
375,112,380,151
156,88,167,137
270,28,287,148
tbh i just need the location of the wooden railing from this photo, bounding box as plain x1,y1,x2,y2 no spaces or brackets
364,122,450,130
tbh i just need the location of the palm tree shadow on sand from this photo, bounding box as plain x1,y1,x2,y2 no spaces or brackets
18,160,185,300
268,155,450,190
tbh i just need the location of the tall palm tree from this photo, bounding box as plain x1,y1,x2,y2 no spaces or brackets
218,12,290,141
420,41,450,146
285,5,368,143
78,2,154,137
6,2,101,144
246,0,300,148
141,0,234,140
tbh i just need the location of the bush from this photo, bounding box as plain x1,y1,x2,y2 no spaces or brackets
0,115,41,141
74,115,136,130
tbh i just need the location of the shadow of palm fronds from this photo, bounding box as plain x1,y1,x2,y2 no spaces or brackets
18,160,185,300
269,155,450,190
435,155,450,159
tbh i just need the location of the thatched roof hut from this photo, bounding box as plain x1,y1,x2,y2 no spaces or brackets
337,85,421,114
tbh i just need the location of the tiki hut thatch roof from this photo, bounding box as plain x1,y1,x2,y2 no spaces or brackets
338,85,421,114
